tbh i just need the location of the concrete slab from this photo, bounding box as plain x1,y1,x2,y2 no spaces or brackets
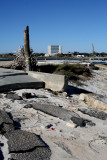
28,71,68,92
0,68,44,93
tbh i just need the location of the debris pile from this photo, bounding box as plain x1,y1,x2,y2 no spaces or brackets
0,110,51,160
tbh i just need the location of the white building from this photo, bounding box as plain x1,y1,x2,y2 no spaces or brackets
48,45,62,55
76,55,84,58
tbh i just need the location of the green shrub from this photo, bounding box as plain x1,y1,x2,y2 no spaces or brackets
37,63,91,78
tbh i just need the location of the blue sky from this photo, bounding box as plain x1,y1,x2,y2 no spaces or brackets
0,0,107,53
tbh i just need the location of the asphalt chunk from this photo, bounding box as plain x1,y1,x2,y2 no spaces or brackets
7,130,51,160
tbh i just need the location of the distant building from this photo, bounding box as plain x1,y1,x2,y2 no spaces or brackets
48,45,62,55
76,55,84,58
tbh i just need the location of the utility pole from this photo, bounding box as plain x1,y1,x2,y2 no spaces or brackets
92,43,94,57
24,26,31,71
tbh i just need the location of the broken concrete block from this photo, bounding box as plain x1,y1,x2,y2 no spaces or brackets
8,130,46,152
32,103,94,127
45,124,53,129
22,92,32,99
66,122,76,128
6,92,22,100
78,107,107,120
0,110,13,126
71,117,86,127
27,71,68,92
8,130,51,160
79,93,107,111
24,104,33,108
62,92,68,97
0,110,15,137
79,94,85,101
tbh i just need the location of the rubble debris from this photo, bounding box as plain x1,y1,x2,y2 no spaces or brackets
62,92,67,97
0,110,51,160
66,122,76,128
8,131,51,160
32,103,94,127
8,130,47,150
71,117,86,127
79,93,107,111
0,110,15,137
0,110,13,127
45,124,53,129
24,104,33,108
78,107,107,120
6,92,22,100
71,117,95,127
35,95,48,98
22,92,32,99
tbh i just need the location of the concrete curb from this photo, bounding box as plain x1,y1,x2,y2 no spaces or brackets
27,71,68,92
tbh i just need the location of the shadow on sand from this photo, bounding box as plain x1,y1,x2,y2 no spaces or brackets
0,148,4,160
66,85,92,96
